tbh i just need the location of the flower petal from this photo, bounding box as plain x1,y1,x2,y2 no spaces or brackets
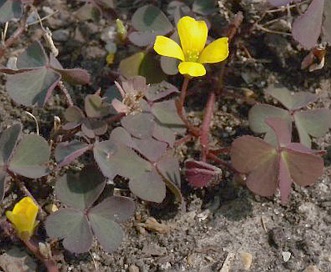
177,16,208,57
6,197,38,240
178,62,206,77
199,37,229,64
154,36,184,61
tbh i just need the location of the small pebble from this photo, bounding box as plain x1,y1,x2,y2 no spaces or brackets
303,265,321,272
128,264,139,272
240,252,253,270
282,251,291,262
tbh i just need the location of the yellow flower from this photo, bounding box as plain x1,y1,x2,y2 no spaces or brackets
6,196,39,240
154,16,229,77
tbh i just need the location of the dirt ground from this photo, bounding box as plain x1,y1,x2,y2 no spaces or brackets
0,0,331,271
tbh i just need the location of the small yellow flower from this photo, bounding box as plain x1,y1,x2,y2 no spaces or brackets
6,196,39,240
154,16,229,77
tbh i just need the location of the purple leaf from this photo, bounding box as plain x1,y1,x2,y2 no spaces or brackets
282,148,324,187
55,165,106,210
55,141,91,167
129,168,166,203
156,151,181,188
8,134,50,178
231,136,279,197
81,119,108,138
50,55,91,85
292,0,325,49
265,117,292,147
145,81,179,102
278,157,292,203
0,123,21,165
121,113,155,139
133,138,168,162
185,159,222,188
88,196,135,256
6,68,61,107
322,0,331,43
268,0,301,7
93,141,152,180
109,127,137,149
45,209,93,254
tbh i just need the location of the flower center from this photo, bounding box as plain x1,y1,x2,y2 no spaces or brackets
185,50,200,62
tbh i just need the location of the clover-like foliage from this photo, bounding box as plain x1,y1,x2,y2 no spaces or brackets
55,77,183,204
231,118,324,203
45,165,135,254
249,83,331,148
0,41,90,107
62,92,111,139
268,0,331,49
0,123,50,201
0,0,31,23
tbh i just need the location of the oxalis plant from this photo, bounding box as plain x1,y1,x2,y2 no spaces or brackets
0,0,330,271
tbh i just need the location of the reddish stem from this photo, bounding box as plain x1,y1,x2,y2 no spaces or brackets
24,239,58,272
207,152,239,174
200,91,215,161
176,77,200,136
57,81,73,107
0,6,30,59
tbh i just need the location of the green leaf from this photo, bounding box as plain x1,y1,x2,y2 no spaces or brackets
0,0,23,23
0,123,21,166
93,141,152,179
6,68,61,107
139,52,166,84
192,0,217,15
265,84,318,110
249,104,290,134
9,134,50,178
129,168,166,203
16,41,48,69
131,5,172,32
151,100,185,134
119,52,145,79
64,106,85,123
294,109,331,147
129,5,173,46
248,104,291,145
45,209,93,253
55,165,105,210
84,94,110,118
0,168,6,201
